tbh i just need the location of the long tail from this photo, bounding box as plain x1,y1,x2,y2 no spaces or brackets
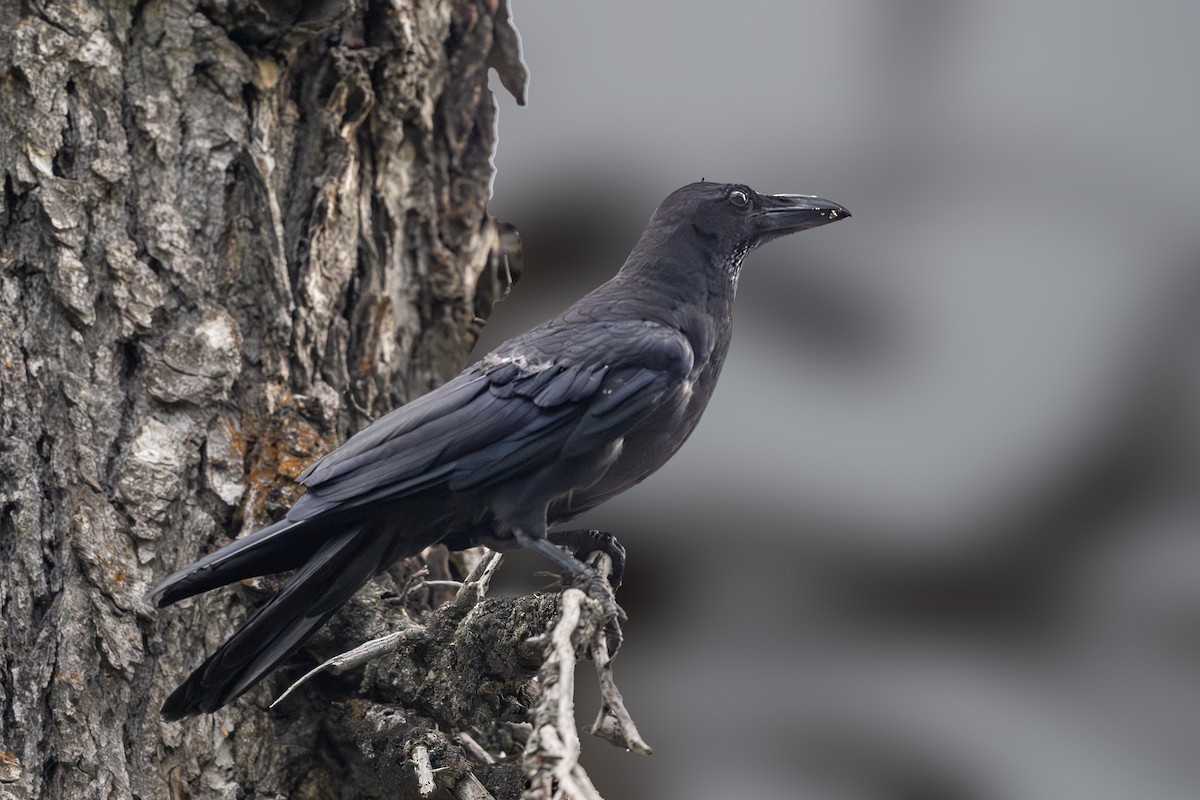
149,518,335,606
158,520,393,720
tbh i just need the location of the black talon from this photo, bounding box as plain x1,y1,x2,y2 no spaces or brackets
522,535,626,656
566,570,626,657
547,529,626,589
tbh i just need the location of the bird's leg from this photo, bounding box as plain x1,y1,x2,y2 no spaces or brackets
546,529,626,589
519,534,626,655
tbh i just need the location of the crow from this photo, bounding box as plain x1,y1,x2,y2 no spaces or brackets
151,181,850,719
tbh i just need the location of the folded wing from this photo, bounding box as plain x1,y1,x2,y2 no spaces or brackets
289,320,694,521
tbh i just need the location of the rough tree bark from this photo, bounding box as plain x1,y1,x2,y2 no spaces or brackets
0,1,556,797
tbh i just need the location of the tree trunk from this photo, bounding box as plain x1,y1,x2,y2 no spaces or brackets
0,1,526,796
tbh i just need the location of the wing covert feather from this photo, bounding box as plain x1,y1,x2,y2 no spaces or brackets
288,320,694,520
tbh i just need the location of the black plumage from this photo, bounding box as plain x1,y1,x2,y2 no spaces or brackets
152,181,849,719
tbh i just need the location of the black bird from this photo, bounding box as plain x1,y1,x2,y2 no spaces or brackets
152,181,850,719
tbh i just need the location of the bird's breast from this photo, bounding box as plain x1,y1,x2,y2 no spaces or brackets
549,340,729,522
565,380,703,511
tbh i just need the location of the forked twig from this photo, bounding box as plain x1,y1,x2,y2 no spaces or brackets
521,553,651,800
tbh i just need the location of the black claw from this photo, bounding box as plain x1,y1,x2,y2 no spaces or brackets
548,529,626,589
523,533,626,657
567,569,626,658
603,617,624,658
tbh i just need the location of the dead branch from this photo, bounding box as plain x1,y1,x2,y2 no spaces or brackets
292,546,646,799
521,553,652,800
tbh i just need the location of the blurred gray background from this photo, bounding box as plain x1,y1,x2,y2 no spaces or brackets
476,2,1200,797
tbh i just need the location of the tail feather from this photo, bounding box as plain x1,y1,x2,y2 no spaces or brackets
150,518,329,607
161,521,391,720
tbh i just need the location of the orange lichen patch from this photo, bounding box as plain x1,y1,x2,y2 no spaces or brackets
344,698,372,721
221,416,248,462
56,671,85,690
239,403,338,523
273,419,326,480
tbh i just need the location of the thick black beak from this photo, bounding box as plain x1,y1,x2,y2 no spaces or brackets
754,194,850,239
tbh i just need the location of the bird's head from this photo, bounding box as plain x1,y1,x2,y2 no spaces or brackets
668,180,849,247
636,181,850,289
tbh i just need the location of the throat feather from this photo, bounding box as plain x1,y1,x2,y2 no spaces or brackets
724,241,751,289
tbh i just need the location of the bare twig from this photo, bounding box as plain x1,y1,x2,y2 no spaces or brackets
587,622,652,754
405,579,466,596
422,580,467,589
455,549,504,603
270,626,425,709
457,731,497,764
412,744,436,797
399,566,431,597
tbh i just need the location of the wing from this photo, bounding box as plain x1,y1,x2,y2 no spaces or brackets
287,320,694,521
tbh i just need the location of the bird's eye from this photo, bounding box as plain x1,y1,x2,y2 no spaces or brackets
729,190,749,207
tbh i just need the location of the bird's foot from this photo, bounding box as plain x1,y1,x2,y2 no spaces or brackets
566,568,626,657
548,529,626,590
519,532,626,655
